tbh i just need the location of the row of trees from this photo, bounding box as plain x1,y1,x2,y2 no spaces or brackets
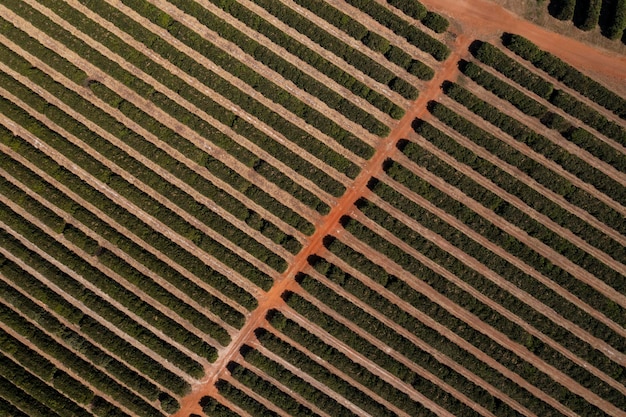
460,60,626,170
354,194,624,405
503,33,626,118
412,119,625,303
323,236,562,415
0,257,183,400
34,0,348,201
471,41,625,148
0,203,212,373
344,0,450,60
428,101,625,235
2,85,275,292
548,0,626,38
211,0,408,114
81,0,366,179
0,65,288,277
443,82,626,241
0,8,320,231
250,0,418,102
1,128,260,312
123,0,391,137
386,0,449,33
0,353,93,417
4,312,180,415
339,214,606,416
262,314,399,417
215,379,280,417
240,345,357,417
125,0,376,160
298,268,513,416
370,170,625,383
3,0,337,213
1,149,251,325
291,0,435,80
0,276,172,415
228,361,320,416
2,172,233,345
199,396,240,417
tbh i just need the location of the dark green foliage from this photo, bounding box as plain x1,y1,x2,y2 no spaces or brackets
443,82,626,211
249,0,416,104
0,130,259,312
460,60,549,118
0,374,60,417
229,361,320,416
0,148,220,367
52,370,94,405
260,315,400,417
0,235,195,399
549,0,577,20
200,396,241,417
291,0,434,80
606,0,626,39
503,33,626,118
241,346,358,417
344,0,450,60
548,89,626,147
412,119,626,265
0,395,30,417
131,0,390,136
215,379,279,417
471,41,554,99
577,0,602,30
0,353,92,417
339,215,611,415
387,0,427,19
421,12,450,33
298,268,525,417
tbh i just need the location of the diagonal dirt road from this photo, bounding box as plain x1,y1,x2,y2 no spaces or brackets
172,30,471,417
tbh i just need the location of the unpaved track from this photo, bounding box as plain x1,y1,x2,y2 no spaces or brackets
172,32,471,417
420,0,626,84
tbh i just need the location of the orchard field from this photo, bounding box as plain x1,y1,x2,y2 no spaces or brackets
0,0,624,416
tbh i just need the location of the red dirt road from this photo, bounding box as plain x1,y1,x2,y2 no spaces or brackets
421,0,626,85
172,32,471,417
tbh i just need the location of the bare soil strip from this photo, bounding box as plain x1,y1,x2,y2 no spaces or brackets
0,298,151,415
236,0,406,116
0,85,282,285
461,78,626,187
0,221,195,383
419,0,626,83
0,36,307,246
0,195,211,368
278,0,425,88
466,57,626,159
1,102,266,299
172,32,470,417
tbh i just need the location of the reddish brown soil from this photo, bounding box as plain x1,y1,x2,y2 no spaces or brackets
173,31,471,417
420,0,626,87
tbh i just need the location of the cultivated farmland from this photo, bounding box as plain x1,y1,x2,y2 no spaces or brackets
0,0,624,416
